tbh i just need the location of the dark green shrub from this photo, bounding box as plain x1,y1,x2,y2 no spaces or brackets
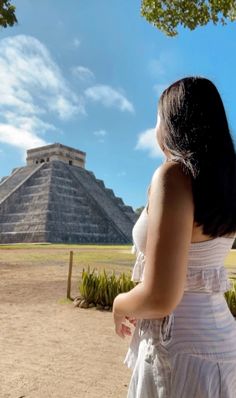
78,269,236,316
77,266,136,309
225,278,236,317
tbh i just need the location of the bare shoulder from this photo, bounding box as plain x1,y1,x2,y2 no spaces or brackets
151,161,192,196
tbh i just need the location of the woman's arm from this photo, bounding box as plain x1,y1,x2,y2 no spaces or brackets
113,161,194,333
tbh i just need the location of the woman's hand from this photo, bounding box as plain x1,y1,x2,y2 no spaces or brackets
125,316,137,327
113,294,137,338
113,313,132,339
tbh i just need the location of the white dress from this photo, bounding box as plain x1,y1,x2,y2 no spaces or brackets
124,207,236,398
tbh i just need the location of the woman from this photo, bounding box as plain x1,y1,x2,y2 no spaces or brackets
112,76,236,397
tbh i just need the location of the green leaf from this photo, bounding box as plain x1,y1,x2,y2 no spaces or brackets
78,266,135,308
141,0,236,36
0,1,17,28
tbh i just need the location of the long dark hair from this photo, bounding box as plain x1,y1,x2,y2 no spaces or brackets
158,76,236,237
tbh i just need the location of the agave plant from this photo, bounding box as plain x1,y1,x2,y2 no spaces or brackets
79,266,99,304
225,278,236,318
78,270,236,315
77,267,136,309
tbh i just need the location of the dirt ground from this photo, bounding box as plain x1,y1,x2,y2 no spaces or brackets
0,255,133,398
1,246,235,398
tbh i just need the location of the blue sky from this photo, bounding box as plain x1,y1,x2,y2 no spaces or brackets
0,0,236,209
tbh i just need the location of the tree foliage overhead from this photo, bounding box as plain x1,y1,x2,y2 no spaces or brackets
0,0,17,28
141,0,236,36
1,1,235,35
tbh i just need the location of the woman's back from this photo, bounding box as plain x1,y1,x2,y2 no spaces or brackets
131,205,235,291
125,208,236,397
113,76,236,398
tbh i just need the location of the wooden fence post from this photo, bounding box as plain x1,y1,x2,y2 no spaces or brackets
67,251,73,300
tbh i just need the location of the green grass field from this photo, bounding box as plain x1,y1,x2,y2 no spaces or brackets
0,243,135,275
224,249,236,270
0,243,235,275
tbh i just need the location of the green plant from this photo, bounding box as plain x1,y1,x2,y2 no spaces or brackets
141,1,236,37
0,1,17,28
77,266,136,309
78,269,236,316
225,278,236,317
79,266,100,304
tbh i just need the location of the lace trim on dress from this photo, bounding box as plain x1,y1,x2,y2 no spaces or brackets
131,247,145,282
185,266,233,293
131,247,233,293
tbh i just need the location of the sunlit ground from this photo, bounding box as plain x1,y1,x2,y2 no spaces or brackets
0,244,235,397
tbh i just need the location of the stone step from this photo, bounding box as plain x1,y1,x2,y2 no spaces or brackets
69,165,133,241
0,230,123,244
46,222,107,234
18,191,85,201
51,170,71,179
0,211,100,224
0,231,47,243
0,221,105,233
23,185,50,195
96,179,105,189
2,201,91,214
24,184,82,196
0,222,46,233
3,201,50,213
15,193,49,202
0,210,98,224
46,231,127,244
35,168,51,177
114,197,124,206
49,191,84,199
105,188,115,198
26,176,50,185
20,191,50,198
50,185,78,195
0,213,47,223
51,177,74,186
0,166,37,202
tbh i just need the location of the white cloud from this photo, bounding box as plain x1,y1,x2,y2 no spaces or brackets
0,34,133,158
93,129,107,137
72,66,95,82
0,34,85,154
0,124,47,150
0,34,84,119
85,85,134,113
49,94,84,120
135,128,165,159
4,113,57,135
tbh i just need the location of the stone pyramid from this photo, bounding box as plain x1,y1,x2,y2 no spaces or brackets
0,143,137,244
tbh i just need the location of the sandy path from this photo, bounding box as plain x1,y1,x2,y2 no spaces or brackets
0,261,133,398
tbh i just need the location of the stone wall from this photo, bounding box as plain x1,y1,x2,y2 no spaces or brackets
26,143,86,168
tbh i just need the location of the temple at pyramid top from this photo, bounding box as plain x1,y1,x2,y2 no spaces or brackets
26,143,86,168
0,143,137,244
